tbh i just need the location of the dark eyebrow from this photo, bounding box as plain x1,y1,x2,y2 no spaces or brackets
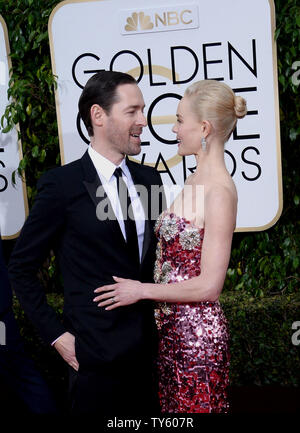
125,104,145,111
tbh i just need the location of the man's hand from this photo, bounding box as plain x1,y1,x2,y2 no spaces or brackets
54,331,79,371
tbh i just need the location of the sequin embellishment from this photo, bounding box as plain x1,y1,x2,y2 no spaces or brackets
153,211,230,413
159,213,179,241
179,228,201,250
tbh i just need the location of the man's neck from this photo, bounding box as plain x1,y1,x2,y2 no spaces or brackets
90,139,125,166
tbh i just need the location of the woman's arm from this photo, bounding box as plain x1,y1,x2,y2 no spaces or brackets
94,186,236,310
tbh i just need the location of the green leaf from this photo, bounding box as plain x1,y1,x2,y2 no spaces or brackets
18,158,27,172
1,124,12,133
289,128,298,141
11,170,16,185
39,149,46,163
31,145,39,158
26,185,32,199
234,282,244,291
32,133,39,144
293,257,299,269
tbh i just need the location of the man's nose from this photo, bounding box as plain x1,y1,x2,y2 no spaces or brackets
137,111,147,126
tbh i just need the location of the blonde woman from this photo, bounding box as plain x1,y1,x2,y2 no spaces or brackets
94,80,247,413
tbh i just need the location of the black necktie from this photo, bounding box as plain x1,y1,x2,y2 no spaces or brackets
114,167,140,264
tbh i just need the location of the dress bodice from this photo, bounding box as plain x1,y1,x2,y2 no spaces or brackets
154,210,205,285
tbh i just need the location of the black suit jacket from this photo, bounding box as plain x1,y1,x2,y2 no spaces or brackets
8,151,165,373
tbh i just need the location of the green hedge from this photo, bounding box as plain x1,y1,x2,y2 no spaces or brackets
13,292,300,389
221,292,300,387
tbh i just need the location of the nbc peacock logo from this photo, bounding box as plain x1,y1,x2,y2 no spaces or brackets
120,6,199,35
125,12,154,32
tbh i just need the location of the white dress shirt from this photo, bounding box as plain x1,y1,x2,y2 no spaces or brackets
88,145,145,261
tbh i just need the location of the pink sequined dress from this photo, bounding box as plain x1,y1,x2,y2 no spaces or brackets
154,211,230,413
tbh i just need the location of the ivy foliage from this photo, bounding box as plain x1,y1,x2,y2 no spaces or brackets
0,0,62,290
0,0,60,202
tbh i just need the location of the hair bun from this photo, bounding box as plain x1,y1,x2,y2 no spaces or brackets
234,95,247,119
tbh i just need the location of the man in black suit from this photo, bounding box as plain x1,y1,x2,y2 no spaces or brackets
8,71,165,414
0,236,57,413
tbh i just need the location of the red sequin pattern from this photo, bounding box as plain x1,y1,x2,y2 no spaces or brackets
154,211,230,413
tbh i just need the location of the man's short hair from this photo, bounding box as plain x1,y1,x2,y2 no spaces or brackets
78,70,137,137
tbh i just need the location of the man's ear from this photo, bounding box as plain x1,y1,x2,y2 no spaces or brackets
90,104,105,127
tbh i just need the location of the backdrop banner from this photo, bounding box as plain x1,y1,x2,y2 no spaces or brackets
49,0,282,231
0,15,28,239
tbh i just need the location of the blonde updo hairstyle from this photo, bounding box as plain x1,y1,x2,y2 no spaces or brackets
184,80,247,142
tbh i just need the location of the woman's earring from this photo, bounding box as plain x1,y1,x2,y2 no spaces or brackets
201,137,207,151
